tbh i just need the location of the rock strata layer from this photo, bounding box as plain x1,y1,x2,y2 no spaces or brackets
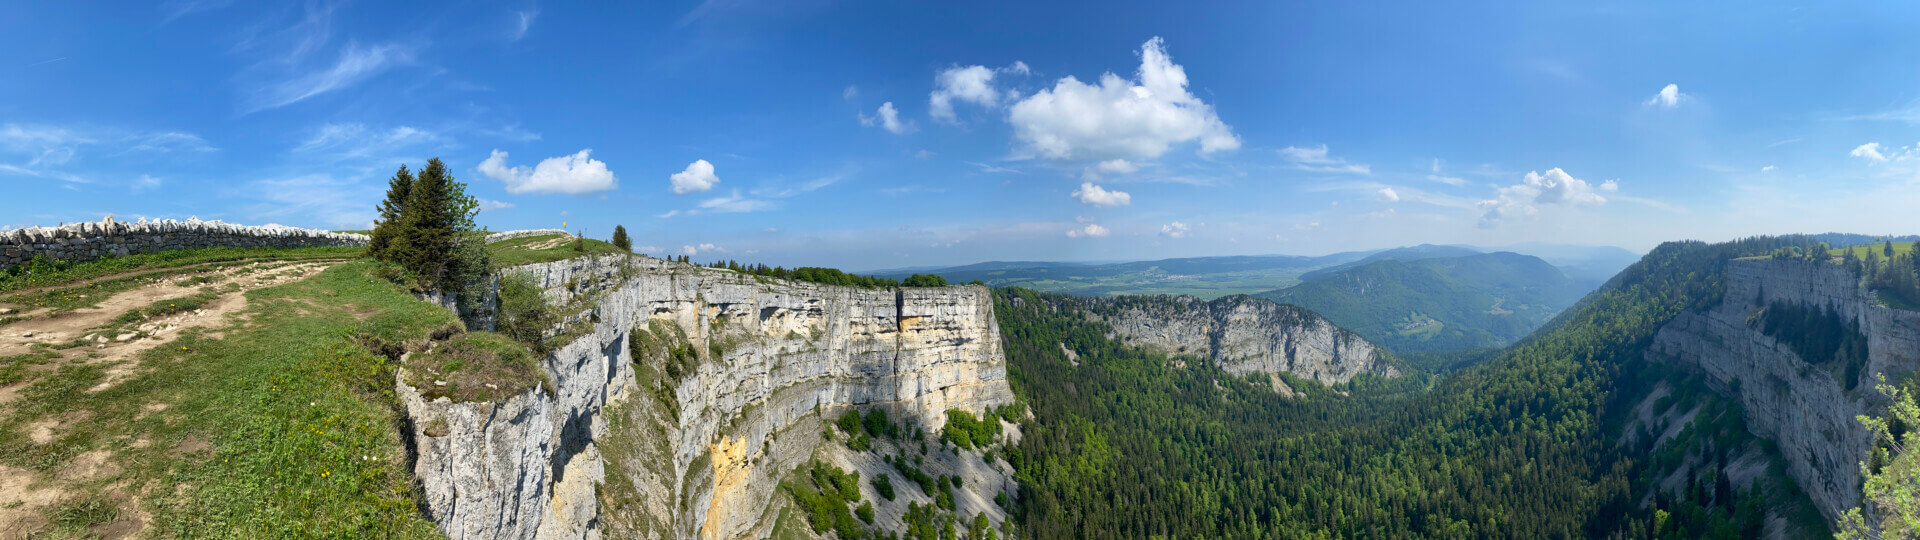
1647,258,1920,521
401,254,1015,539
1069,294,1399,386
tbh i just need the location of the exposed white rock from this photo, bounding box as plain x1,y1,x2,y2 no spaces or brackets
1071,295,1399,386
1648,258,1920,522
402,254,1015,539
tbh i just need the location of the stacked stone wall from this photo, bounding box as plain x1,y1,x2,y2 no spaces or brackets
0,218,368,270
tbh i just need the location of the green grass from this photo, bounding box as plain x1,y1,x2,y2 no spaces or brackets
402,331,549,403
0,259,453,537
486,234,627,268
0,246,362,296
1831,242,1917,260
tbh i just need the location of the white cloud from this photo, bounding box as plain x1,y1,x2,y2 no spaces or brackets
125,132,217,154
294,123,438,161
478,199,514,211
1600,180,1619,191
478,149,619,195
1160,221,1189,238
1761,165,1776,172
1427,158,1466,185
1071,182,1131,207
842,85,859,100
1066,223,1110,238
681,243,724,256
1852,142,1888,162
1006,61,1031,75
511,9,538,41
0,124,90,166
1097,159,1138,174
698,190,773,213
1645,83,1686,108
1477,168,1610,228
133,174,163,192
859,102,912,134
929,65,1011,122
1006,37,1238,160
246,42,413,113
1279,144,1369,174
668,159,721,194
1376,187,1400,202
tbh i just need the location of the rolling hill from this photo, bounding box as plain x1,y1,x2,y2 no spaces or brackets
1258,251,1590,352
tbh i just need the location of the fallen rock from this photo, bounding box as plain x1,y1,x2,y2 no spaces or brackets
114,333,136,342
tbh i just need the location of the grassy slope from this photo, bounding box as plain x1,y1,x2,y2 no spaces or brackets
487,233,627,268
1,256,456,537
1260,252,1588,352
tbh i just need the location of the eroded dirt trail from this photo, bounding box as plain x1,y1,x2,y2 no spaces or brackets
0,260,339,538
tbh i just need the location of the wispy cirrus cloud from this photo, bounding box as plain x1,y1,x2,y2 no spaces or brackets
243,41,414,113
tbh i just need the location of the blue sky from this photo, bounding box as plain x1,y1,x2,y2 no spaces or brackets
4,1,1920,270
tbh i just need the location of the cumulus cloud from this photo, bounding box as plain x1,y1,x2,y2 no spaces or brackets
1071,182,1131,207
1006,37,1239,160
1644,83,1686,108
1477,168,1609,228
478,199,514,211
929,65,1011,122
1376,187,1399,202
1761,165,1776,172
1280,144,1369,174
1852,142,1888,163
1066,223,1110,238
1160,221,1189,238
669,159,721,194
478,149,618,195
859,102,912,134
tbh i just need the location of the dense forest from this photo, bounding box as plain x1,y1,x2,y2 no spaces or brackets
994,236,1838,538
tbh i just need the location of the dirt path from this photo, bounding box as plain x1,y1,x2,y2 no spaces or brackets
0,261,325,358
0,260,341,537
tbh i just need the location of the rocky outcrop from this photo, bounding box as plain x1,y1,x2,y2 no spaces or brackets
0,217,366,269
401,254,1015,539
1647,258,1920,522
1072,295,1399,386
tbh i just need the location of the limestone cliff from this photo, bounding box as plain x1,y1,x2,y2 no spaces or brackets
1064,294,1399,387
398,254,1014,539
1647,258,1920,522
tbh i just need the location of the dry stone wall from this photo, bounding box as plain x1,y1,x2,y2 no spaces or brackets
485,229,572,244
0,217,366,269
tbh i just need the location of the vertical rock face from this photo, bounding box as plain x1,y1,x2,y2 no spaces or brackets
1071,295,1399,386
1647,258,1920,522
401,254,1015,540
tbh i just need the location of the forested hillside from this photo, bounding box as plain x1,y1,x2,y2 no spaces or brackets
996,237,1835,538
1258,252,1589,352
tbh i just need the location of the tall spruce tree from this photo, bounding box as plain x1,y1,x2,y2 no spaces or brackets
393,158,480,289
611,225,631,252
367,165,414,260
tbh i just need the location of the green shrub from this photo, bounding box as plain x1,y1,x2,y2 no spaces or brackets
873,473,896,501
611,225,631,252
855,501,875,524
495,273,555,354
941,409,1003,450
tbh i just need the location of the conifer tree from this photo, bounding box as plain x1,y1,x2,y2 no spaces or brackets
367,165,414,259
612,225,631,252
393,158,479,289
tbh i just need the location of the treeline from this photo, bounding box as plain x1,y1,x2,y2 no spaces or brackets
1840,239,1920,309
993,235,1834,538
659,255,955,289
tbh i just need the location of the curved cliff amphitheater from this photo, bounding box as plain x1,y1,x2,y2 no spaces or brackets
0,220,1016,539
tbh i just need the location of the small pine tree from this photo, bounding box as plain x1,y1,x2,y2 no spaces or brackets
393,158,480,290
611,225,631,252
1887,240,1897,258
367,165,414,259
